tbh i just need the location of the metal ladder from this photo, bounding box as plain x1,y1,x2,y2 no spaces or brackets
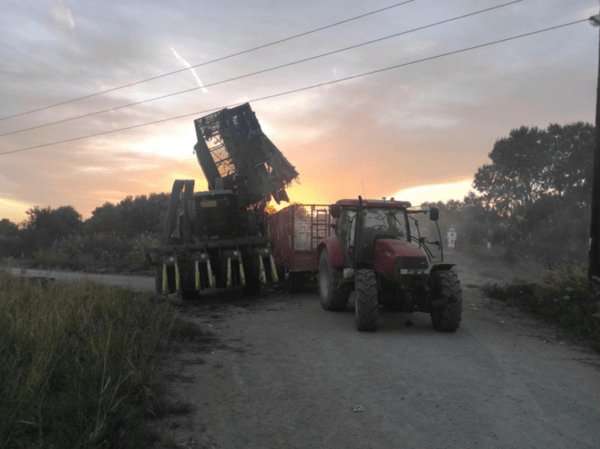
311,208,329,249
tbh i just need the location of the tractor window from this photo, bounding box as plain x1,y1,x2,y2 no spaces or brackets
407,211,443,263
336,209,356,244
363,209,407,238
408,216,420,242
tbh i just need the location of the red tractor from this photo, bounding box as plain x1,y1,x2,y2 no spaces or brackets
317,197,462,332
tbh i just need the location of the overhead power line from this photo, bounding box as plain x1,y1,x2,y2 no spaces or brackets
0,0,522,138
0,19,586,157
0,0,415,122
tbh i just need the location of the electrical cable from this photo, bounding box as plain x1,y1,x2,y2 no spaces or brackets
0,0,415,121
0,19,586,156
0,0,522,138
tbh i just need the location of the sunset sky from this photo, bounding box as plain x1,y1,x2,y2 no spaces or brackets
0,0,597,223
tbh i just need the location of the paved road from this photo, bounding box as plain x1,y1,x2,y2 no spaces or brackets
2,267,156,292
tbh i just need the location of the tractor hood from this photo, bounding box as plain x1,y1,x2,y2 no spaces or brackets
374,239,429,279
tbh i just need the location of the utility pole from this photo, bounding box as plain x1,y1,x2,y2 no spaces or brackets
589,12,600,284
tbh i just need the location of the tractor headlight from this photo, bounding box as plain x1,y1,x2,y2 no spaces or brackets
399,268,428,275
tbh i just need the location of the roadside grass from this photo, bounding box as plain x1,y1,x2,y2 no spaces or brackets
0,271,177,449
483,265,600,349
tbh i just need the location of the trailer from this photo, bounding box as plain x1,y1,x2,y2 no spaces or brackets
266,204,333,291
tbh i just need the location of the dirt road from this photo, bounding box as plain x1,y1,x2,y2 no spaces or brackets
156,253,600,449
6,255,599,448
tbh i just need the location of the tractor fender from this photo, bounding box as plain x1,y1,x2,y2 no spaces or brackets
430,263,456,275
317,237,345,267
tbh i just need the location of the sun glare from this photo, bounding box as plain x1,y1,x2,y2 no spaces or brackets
390,180,473,206
1,198,32,223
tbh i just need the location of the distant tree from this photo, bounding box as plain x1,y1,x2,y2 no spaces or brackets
24,205,83,250
544,122,595,207
473,126,551,217
473,123,594,224
85,193,170,236
85,202,125,235
0,218,20,257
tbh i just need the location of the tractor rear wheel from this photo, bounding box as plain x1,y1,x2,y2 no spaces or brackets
430,270,463,332
354,269,378,331
318,249,350,311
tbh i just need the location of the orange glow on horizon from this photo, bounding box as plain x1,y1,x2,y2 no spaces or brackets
0,198,33,224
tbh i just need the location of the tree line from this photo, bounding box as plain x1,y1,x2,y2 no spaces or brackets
428,122,594,264
0,122,594,267
0,193,171,260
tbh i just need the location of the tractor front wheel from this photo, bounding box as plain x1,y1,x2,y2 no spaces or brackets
354,269,378,331
318,249,349,311
430,270,463,332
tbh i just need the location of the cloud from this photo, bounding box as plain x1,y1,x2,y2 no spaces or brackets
170,47,208,93
0,197,33,223
51,0,75,31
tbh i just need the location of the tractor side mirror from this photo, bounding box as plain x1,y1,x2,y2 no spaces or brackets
330,205,341,219
429,207,439,221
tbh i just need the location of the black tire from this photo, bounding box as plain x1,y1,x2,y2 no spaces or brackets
180,288,199,300
318,249,350,311
354,269,378,331
430,270,463,332
243,255,261,296
276,264,286,283
289,271,305,294
243,279,261,296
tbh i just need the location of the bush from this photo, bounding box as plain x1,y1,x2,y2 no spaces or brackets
31,233,160,273
34,250,69,269
0,272,177,448
483,265,600,347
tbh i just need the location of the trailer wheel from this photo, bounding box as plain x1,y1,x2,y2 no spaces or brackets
354,269,378,331
319,249,349,311
430,270,463,332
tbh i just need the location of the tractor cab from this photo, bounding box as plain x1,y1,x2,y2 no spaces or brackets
331,198,442,269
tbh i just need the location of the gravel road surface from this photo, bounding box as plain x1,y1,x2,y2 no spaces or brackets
154,257,600,449
6,255,599,448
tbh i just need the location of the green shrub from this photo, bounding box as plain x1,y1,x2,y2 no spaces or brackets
483,265,600,347
124,234,160,272
31,233,160,273
0,272,177,448
34,250,69,269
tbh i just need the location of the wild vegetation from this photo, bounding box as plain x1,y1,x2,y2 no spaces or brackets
0,271,177,448
483,267,600,350
0,193,169,273
427,122,594,267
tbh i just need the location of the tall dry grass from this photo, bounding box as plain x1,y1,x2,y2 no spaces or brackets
0,271,177,448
